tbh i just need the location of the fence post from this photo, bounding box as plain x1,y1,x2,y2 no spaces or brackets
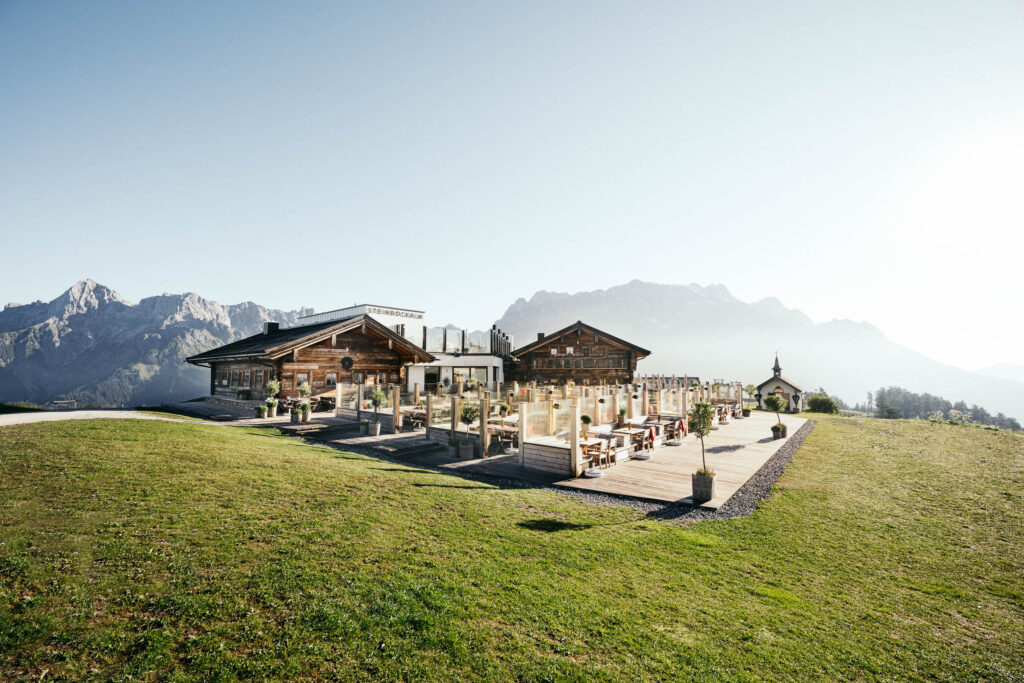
570,400,581,477
392,384,402,433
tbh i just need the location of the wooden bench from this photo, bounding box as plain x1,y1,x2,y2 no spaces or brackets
52,400,77,410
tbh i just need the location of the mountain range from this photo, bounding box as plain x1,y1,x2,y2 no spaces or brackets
2,279,1022,421
494,281,1024,421
0,280,306,406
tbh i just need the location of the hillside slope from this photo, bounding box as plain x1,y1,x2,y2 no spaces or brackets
0,417,1020,679
496,281,1024,420
0,280,303,406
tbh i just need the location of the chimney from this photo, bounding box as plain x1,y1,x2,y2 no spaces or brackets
537,332,544,341
263,321,280,335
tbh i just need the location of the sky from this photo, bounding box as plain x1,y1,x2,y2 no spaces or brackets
1,1,1021,372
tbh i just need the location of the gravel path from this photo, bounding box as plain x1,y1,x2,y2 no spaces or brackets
302,419,817,523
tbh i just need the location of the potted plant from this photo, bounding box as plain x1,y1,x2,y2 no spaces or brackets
580,414,592,436
290,407,301,424
368,388,385,436
264,380,281,416
255,404,268,418
688,401,716,504
763,395,786,438
447,436,460,459
743,384,756,417
459,403,480,458
360,418,370,435
617,407,627,428
300,402,311,424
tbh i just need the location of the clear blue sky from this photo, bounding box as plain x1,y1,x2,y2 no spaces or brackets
1,1,1021,370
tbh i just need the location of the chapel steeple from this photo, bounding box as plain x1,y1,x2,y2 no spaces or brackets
772,353,782,378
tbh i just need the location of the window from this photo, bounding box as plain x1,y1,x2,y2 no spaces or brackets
218,370,228,386
565,346,574,355
296,373,309,388
550,348,557,355
231,370,239,386
326,372,337,387
254,370,263,390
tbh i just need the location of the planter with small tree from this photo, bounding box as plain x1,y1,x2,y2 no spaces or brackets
300,402,311,424
459,403,480,458
688,401,716,504
580,414,592,437
368,388,385,436
290,407,300,424
617,407,627,428
255,404,268,419
265,380,281,417
763,395,786,438
359,419,370,435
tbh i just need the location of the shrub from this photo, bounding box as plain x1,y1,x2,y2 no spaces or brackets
763,395,785,424
460,403,480,426
580,414,592,425
265,379,281,397
806,394,839,414
298,381,312,398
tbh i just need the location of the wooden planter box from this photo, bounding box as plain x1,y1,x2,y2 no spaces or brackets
459,442,475,460
267,405,277,418
369,422,382,436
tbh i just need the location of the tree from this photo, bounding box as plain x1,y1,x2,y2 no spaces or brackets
687,401,715,475
743,384,757,407
460,402,479,431
368,388,386,423
763,395,784,424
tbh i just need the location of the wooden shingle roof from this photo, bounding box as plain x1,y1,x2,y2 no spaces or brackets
512,320,651,358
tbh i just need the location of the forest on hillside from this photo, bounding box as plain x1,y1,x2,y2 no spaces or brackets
852,386,1022,431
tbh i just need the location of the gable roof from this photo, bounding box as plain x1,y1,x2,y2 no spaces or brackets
185,314,434,365
756,375,804,392
512,320,651,359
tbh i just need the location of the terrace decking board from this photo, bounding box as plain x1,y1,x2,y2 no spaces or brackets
554,412,806,509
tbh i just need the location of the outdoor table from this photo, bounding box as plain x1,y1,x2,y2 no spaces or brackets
612,427,646,450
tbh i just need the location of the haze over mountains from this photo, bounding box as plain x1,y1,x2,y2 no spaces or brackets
494,281,1024,421
3,279,1022,421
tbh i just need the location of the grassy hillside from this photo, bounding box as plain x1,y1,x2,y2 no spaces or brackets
1,416,1021,680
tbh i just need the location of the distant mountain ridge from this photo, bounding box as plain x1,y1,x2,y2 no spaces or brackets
2,279,1022,421
0,280,305,406
494,281,1024,421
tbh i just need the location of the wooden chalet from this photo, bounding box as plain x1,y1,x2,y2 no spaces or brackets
186,315,434,401
507,320,651,385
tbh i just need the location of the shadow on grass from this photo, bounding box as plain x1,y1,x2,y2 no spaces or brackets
373,467,436,474
517,518,594,532
412,483,493,490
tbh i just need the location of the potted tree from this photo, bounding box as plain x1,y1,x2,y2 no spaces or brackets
265,380,281,417
447,435,460,459
459,403,480,459
255,404,268,419
580,414,592,437
368,388,385,436
359,418,370,435
300,402,311,424
688,401,716,504
763,395,786,438
743,384,756,417
498,403,509,426
617,407,627,428
290,407,301,424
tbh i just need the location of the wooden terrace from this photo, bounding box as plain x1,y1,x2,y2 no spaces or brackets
554,411,807,509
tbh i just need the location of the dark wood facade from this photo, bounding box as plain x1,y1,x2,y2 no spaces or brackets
506,321,650,385
187,315,434,401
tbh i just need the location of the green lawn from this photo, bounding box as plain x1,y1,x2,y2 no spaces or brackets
1,416,1021,681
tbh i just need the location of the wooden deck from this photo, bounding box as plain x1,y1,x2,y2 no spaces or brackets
554,411,806,509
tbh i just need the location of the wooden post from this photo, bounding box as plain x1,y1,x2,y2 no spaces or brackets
570,400,581,477
414,382,421,405
392,384,402,433
518,402,528,466
425,393,433,439
548,396,555,436
357,385,364,422
480,391,490,455
613,392,621,423
450,395,458,437
642,383,649,416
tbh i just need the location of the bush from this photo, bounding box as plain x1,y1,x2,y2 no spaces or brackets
460,403,480,426
806,394,839,414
